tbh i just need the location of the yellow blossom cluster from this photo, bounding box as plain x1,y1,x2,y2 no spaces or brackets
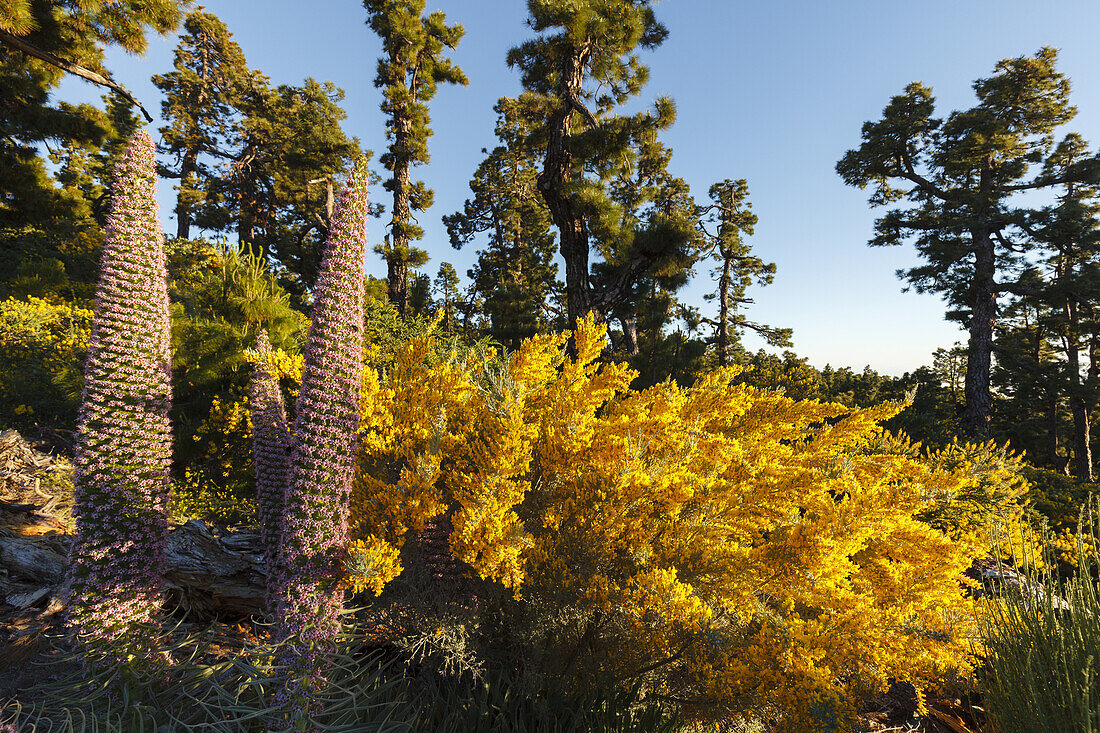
347,317,1028,729
0,296,91,430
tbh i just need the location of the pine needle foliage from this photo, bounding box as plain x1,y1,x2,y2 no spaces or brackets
982,504,1100,733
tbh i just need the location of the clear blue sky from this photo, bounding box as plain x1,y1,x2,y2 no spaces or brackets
56,0,1100,374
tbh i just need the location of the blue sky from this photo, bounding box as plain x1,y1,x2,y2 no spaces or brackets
56,0,1100,374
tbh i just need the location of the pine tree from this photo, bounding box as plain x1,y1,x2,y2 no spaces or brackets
273,160,368,714
152,9,248,240
599,133,699,357
432,262,460,335
1028,134,1100,479
364,0,467,315
227,77,367,297
445,102,560,350
507,0,696,328
66,131,173,646
0,0,182,119
1,1,183,298
837,48,1095,439
992,273,1065,469
699,179,790,366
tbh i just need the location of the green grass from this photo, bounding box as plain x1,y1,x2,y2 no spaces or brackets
981,504,1100,733
2,618,680,732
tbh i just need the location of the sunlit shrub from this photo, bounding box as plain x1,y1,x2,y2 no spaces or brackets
0,295,91,435
169,472,257,525
349,317,1020,730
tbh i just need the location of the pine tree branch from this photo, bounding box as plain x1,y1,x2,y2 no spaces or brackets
897,151,955,202
0,28,154,122
1004,175,1078,192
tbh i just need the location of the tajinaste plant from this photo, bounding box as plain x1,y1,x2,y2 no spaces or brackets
273,160,368,715
65,131,173,646
250,329,292,612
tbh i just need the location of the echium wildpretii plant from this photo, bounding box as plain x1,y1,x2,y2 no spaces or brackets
272,159,368,714
65,131,173,646
249,329,292,612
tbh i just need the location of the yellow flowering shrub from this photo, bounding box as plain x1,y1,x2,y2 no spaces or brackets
348,317,1025,730
171,344,302,525
0,296,91,434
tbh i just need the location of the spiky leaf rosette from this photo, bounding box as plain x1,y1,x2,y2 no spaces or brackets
250,329,292,612
273,160,368,709
65,131,173,645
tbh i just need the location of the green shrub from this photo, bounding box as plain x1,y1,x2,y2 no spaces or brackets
981,504,1100,733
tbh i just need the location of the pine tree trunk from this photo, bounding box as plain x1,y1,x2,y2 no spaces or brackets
620,315,639,355
962,230,996,440
717,253,732,367
536,46,598,328
388,116,413,316
176,147,199,240
175,36,209,241
1067,300,1093,480
237,149,257,250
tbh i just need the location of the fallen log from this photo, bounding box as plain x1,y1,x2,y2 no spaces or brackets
1,519,267,619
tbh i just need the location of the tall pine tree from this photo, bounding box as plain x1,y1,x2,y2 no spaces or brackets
838,47,1094,438
507,0,695,329
699,179,790,366
1028,134,1100,479
364,0,467,315
152,9,248,240
445,101,560,350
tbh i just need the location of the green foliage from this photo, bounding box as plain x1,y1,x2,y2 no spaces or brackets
152,9,249,241
699,178,789,366
168,239,305,500
0,296,90,439
838,47,1096,438
169,477,257,526
735,349,824,401
445,101,561,350
982,506,1100,733
0,1,182,297
1022,465,1096,531
3,619,679,733
365,0,468,314
506,0,698,326
410,667,679,733
153,9,370,297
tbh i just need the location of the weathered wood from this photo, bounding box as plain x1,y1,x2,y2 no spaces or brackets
0,520,267,619
163,519,266,618
0,533,66,583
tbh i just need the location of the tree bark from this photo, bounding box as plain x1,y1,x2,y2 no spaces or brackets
1066,298,1093,480
174,33,210,241
176,148,199,240
961,229,997,440
717,252,732,367
1,520,265,619
536,43,599,328
620,315,639,355
387,110,413,316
